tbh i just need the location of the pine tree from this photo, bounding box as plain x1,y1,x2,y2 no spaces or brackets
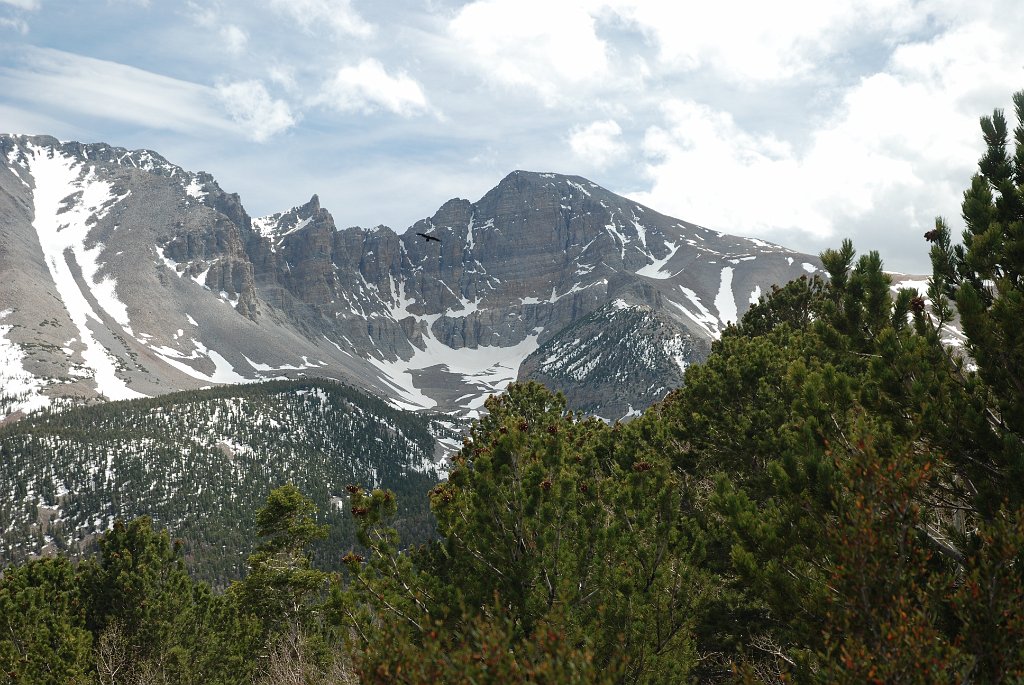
927,91,1024,509
231,483,334,679
341,382,703,683
0,557,93,684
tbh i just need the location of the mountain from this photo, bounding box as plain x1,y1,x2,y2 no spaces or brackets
0,378,455,585
520,299,708,417
0,134,823,420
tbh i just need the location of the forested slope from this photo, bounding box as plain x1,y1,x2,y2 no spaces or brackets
0,379,453,584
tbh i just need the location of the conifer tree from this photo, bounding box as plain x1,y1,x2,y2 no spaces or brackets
0,557,92,684
232,483,334,679
79,516,235,684
927,90,1024,508
341,382,703,683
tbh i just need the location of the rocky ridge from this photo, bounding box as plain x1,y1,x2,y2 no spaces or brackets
0,134,824,420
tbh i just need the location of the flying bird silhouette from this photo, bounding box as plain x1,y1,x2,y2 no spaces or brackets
416,232,441,243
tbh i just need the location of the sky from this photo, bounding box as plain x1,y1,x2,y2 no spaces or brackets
2,1,1024,273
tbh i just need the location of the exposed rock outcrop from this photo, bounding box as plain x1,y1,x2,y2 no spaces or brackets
0,137,823,419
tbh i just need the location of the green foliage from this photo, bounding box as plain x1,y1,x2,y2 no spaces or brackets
0,557,92,684
232,484,330,637
432,384,609,634
652,185,1022,680
334,484,444,647
0,516,264,685
926,91,1024,509
725,273,824,339
820,428,961,684
950,507,1024,682
339,382,701,683
80,516,254,684
354,599,618,685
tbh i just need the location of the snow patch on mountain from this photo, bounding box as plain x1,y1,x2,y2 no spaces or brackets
747,237,783,249
251,214,279,238
23,143,144,401
566,179,592,197
388,275,418,319
605,220,628,260
891,277,930,294
636,241,680,279
252,209,313,245
150,339,251,385
670,286,720,337
887,274,969,349
662,333,691,375
184,176,206,200
367,354,436,411
0,310,50,419
157,246,180,273
466,213,475,250
631,216,649,250
194,266,212,288
90,272,133,335
715,267,738,324
749,284,762,304
276,217,312,242
368,327,544,414
243,354,323,373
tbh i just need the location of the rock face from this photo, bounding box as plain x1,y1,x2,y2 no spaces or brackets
0,135,823,420
519,301,710,418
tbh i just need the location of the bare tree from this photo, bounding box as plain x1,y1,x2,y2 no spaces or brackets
256,624,357,685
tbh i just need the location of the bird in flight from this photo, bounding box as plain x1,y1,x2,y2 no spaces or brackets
416,232,441,243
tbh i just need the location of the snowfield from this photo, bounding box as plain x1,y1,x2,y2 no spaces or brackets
24,143,144,402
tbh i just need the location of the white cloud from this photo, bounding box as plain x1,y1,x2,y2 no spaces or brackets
885,19,1023,117
448,0,612,105
0,48,237,135
0,16,28,32
0,102,74,135
443,0,946,98
220,24,248,56
632,91,938,249
268,65,298,92
184,0,217,27
266,0,373,38
634,100,827,238
630,14,1024,272
0,0,36,31
0,0,40,9
3,0,1023,275
569,119,626,169
217,80,296,141
604,0,928,86
315,59,431,117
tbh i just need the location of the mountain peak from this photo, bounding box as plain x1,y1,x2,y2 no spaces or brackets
0,135,825,422
478,170,606,216
498,169,599,188
1,133,182,176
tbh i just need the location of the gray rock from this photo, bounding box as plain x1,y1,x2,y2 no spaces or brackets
0,137,825,419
